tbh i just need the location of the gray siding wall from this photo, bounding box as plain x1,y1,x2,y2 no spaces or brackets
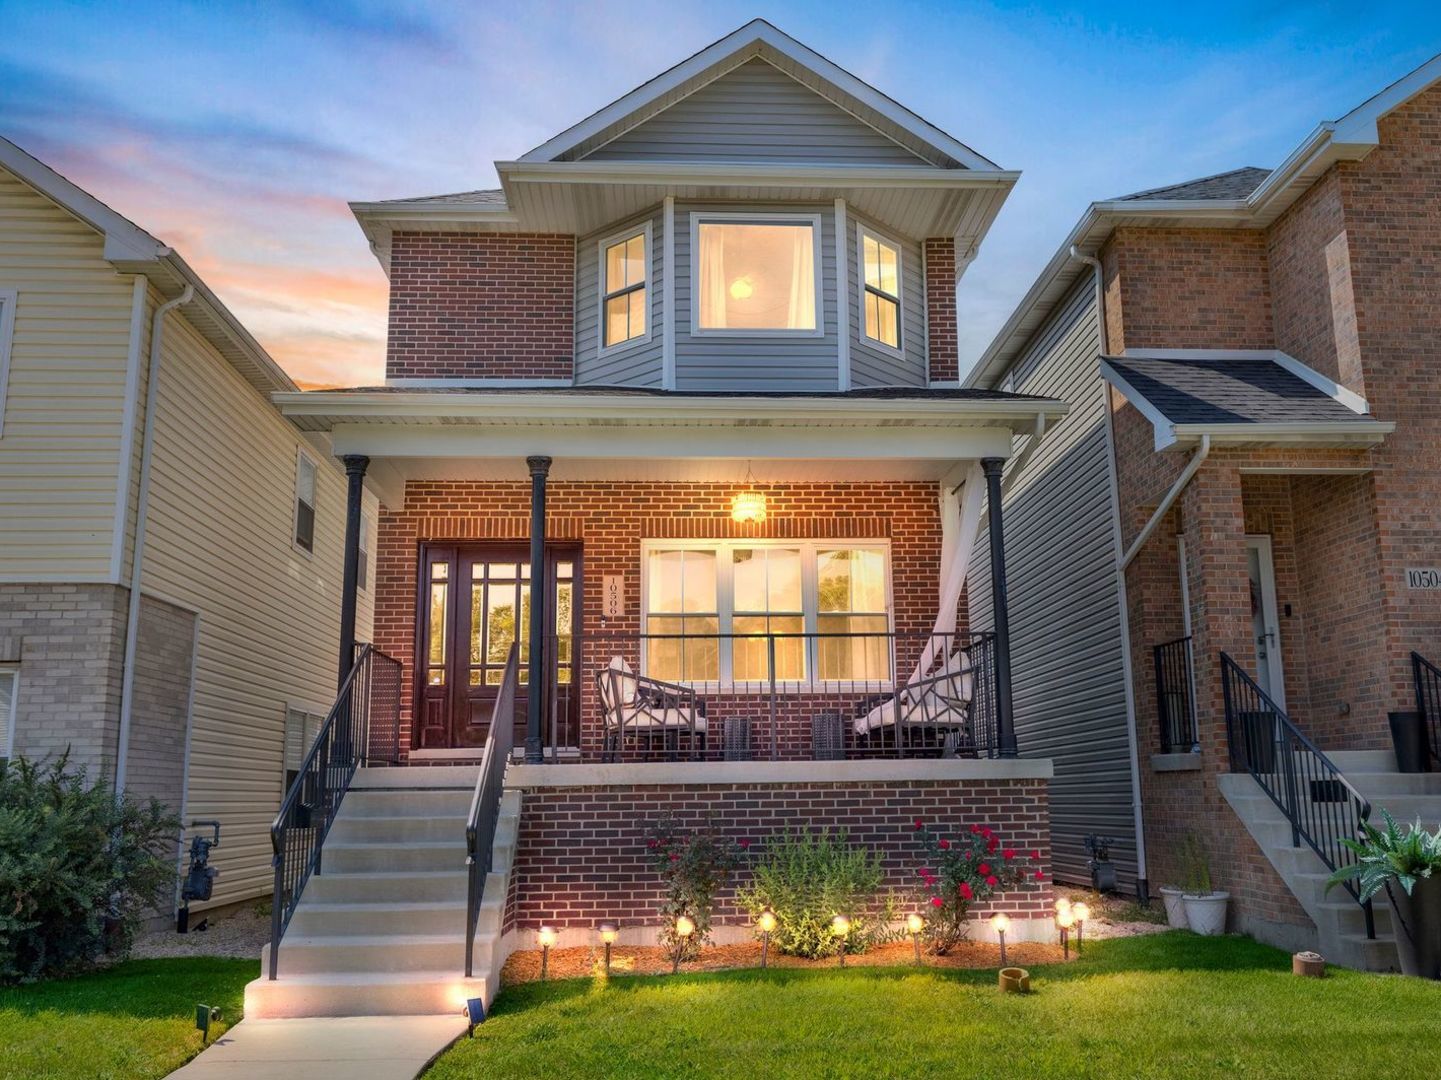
675,201,839,391
585,58,927,165
574,207,665,387
847,210,926,387
967,277,1136,888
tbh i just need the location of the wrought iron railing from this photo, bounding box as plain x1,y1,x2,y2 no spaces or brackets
465,644,519,978
1220,652,1374,937
267,644,402,979
1153,635,1199,753
1412,651,1441,767
551,630,998,763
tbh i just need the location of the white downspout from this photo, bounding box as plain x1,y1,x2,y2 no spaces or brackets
1071,246,1153,898
114,284,192,795
1119,436,1212,571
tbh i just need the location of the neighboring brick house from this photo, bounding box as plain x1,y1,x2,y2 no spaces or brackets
967,56,1441,969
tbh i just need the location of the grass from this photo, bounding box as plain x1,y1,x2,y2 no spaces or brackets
426,933,1441,1080
0,957,258,1080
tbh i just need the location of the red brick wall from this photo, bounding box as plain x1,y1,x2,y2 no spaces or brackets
386,232,574,380
503,777,1052,931
924,238,958,381
375,480,954,758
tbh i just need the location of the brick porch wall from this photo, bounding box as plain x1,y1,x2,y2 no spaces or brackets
502,772,1052,933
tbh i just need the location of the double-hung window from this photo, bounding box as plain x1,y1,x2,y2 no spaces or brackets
0,664,17,761
293,452,317,554
642,541,891,685
693,214,822,334
858,227,902,352
600,224,650,351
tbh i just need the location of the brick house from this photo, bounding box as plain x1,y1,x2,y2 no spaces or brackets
251,21,1063,1017
967,56,1441,970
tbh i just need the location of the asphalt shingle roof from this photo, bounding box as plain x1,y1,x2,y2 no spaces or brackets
375,188,508,207
1102,355,1364,426
1113,167,1271,203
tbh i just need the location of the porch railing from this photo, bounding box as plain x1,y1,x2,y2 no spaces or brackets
268,644,402,979
1412,651,1441,767
1153,635,1199,753
1220,651,1374,938
465,644,518,978
545,630,1000,763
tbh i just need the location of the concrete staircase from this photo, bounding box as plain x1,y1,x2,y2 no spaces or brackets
244,766,521,1018
1219,749,1441,972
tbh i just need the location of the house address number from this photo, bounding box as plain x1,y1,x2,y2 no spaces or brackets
1407,568,1441,590
603,574,625,617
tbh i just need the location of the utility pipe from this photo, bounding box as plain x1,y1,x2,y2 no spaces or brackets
114,284,192,795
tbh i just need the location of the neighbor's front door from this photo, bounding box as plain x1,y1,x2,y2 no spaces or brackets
415,542,578,750
1245,535,1286,708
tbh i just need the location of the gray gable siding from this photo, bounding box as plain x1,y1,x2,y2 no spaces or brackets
674,201,839,391
966,276,1137,888
574,207,664,387
847,210,926,387
584,58,930,165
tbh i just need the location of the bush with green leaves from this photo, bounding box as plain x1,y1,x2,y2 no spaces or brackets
0,754,180,982
737,829,892,958
1327,809,1441,902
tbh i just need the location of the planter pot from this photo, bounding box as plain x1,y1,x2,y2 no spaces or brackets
1388,875,1441,979
1159,886,1189,929
1388,711,1431,774
1182,891,1230,936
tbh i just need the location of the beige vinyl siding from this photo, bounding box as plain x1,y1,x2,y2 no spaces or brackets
0,167,133,581
140,298,368,907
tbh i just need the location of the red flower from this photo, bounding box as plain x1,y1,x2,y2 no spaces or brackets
647,839,658,849
986,875,999,887
1003,848,1016,861
919,867,934,879
1034,870,1046,881
987,837,999,854
969,824,982,834
670,853,680,862
738,838,751,849
938,839,951,850
981,827,994,838
1032,850,1041,861
914,818,924,830
977,863,991,876
958,882,974,901
930,895,944,908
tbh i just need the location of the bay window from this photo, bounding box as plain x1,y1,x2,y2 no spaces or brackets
858,226,902,352
642,541,891,684
693,215,821,334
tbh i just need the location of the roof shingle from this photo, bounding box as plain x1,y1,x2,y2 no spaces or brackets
1113,167,1271,203
1101,355,1362,426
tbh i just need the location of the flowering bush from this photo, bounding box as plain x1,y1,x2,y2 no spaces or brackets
912,818,1032,953
646,814,746,962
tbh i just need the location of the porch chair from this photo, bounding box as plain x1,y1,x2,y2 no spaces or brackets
853,641,976,754
596,656,707,762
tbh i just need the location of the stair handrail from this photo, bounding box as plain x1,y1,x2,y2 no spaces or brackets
267,643,402,979
1411,651,1441,767
1220,652,1375,937
464,643,519,978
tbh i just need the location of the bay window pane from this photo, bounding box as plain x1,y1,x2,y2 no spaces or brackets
697,222,816,331
605,294,631,347
818,614,889,681
867,294,899,348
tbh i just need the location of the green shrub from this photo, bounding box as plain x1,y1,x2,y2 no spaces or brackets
737,830,890,958
646,814,746,963
0,754,180,982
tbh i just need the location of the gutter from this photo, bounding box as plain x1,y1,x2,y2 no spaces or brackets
114,284,193,795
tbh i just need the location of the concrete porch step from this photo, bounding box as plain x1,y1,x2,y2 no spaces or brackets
244,969,487,1018
353,765,479,790
304,870,468,905
268,933,468,976
289,900,468,938
322,841,464,874
340,790,473,817
328,813,467,844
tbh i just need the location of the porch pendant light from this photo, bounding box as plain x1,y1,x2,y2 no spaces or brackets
731,462,767,525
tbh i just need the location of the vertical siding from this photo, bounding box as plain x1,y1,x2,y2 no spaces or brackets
140,301,361,907
968,277,1136,887
674,201,839,390
573,207,664,386
847,211,926,387
0,168,133,581
584,58,928,165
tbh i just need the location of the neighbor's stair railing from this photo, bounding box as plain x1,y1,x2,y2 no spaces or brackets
268,644,402,979
1153,635,1199,753
1220,652,1375,938
465,643,519,978
1412,651,1441,767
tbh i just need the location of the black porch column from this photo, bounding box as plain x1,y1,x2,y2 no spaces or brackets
524,455,552,764
981,458,1018,758
338,454,369,687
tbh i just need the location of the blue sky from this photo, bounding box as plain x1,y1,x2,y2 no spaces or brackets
3,1,1439,385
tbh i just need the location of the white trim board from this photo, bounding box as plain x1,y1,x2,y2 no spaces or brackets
687,211,826,340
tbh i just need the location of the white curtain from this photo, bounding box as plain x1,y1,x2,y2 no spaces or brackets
786,229,815,330
909,463,986,684
699,226,728,329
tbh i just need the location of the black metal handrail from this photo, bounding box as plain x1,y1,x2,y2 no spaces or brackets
1412,651,1441,766
464,643,519,978
1153,636,1199,753
267,644,402,979
1220,652,1374,937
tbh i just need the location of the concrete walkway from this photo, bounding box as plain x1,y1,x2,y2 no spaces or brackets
168,1015,469,1080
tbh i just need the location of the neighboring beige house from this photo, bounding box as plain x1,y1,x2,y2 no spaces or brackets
0,137,376,914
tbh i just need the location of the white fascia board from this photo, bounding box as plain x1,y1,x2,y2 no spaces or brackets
496,160,1018,190
1170,420,1394,447
1270,351,1371,415
385,377,574,389
1098,358,1177,451
516,19,1001,171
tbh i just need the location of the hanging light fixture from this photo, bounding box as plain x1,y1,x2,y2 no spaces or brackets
731,462,767,525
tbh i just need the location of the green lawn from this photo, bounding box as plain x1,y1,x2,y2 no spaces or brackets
426,933,1441,1080
0,958,257,1080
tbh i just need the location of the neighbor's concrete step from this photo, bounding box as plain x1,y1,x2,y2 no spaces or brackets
322,841,464,875
288,900,469,938
304,871,468,905
245,969,487,1018
340,789,473,818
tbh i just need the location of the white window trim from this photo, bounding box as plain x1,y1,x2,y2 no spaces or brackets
856,224,904,359
688,212,826,339
0,663,17,759
639,538,894,689
597,220,653,358
292,448,318,558
0,289,17,439
282,699,331,780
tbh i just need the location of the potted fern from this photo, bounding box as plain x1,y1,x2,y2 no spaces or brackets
1179,832,1229,936
1327,811,1441,979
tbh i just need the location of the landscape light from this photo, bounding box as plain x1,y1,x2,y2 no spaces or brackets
598,921,619,975
1071,902,1090,955
672,914,696,974
464,997,485,1036
831,915,851,967
757,909,777,968
1056,908,1075,961
991,913,1010,967
537,924,558,980
906,913,925,965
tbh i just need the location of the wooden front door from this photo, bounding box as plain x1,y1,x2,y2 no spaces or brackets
415,542,579,750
